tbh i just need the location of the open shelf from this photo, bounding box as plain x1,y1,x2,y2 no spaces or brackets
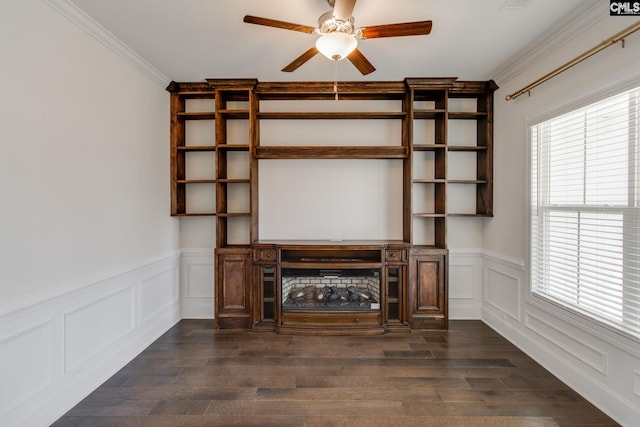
448,179,489,184
413,144,446,151
447,146,488,152
173,212,216,217
413,179,446,183
177,112,216,120
176,179,216,184
257,111,405,120
217,144,250,151
177,146,216,152
448,111,488,119
255,146,408,159
217,110,249,119
217,178,250,183
413,110,447,119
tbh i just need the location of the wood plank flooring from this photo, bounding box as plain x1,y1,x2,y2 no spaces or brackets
52,320,619,427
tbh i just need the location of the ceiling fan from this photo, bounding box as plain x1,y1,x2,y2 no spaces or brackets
243,0,432,75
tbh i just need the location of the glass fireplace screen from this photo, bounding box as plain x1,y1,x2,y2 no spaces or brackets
281,268,381,311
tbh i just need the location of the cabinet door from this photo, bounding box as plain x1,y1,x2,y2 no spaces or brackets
409,250,447,329
215,248,252,329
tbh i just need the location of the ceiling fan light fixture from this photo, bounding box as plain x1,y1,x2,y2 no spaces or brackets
315,31,357,61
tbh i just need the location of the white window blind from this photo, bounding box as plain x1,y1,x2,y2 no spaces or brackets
530,84,640,339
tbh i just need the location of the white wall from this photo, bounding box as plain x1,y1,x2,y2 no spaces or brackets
484,9,640,425
0,1,180,425
0,0,178,302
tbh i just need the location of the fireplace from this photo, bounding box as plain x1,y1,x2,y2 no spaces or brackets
252,242,412,335
282,268,381,311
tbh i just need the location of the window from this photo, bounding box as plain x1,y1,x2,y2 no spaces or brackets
530,84,640,339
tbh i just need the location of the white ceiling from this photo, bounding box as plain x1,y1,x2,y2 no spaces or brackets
67,0,602,83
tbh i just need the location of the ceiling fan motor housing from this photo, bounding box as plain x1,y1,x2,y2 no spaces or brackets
318,11,355,35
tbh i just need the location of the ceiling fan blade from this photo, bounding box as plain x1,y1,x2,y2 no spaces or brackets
282,47,319,72
347,48,375,75
333,0,357,21
243,15,315,34
360,20,432,39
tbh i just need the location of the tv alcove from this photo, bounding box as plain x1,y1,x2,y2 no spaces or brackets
167,78,496,335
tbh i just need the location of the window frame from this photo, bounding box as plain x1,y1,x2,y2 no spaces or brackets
527,80,640,343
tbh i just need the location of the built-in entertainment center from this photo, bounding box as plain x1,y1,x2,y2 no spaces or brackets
167,78,496,334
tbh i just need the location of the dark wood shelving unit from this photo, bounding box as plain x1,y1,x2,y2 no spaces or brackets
167,77,496,333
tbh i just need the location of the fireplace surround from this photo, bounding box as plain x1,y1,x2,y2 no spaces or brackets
249,241,434,335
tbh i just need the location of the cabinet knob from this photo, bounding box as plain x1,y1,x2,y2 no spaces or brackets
304,317,308,322
354,318,360,323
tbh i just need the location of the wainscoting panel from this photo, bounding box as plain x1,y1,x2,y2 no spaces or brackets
64,285,136,373
180,248,214,319
524,309,607,374
448,250,483,319
484,265,521,321
0,251,180,427
140,267,179,323
0,321,52,418
481,251,640,426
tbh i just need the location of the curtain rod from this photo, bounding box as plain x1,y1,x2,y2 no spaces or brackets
505,20,640,101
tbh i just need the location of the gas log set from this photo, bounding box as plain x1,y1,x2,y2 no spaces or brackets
283,285,377,309
281,268,380,311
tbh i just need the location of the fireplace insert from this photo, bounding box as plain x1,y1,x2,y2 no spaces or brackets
281,268,381,311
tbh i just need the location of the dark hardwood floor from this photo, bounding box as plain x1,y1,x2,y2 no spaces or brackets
52,320,619,427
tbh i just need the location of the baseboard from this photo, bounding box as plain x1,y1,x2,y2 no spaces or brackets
0,251,181,427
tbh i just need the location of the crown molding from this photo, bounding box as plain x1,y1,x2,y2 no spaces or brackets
491,1,606,87
42,0,171,87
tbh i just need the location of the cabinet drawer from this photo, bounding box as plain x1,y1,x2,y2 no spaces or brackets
282,311,380,326
254,248,277,262
385,249,406,262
